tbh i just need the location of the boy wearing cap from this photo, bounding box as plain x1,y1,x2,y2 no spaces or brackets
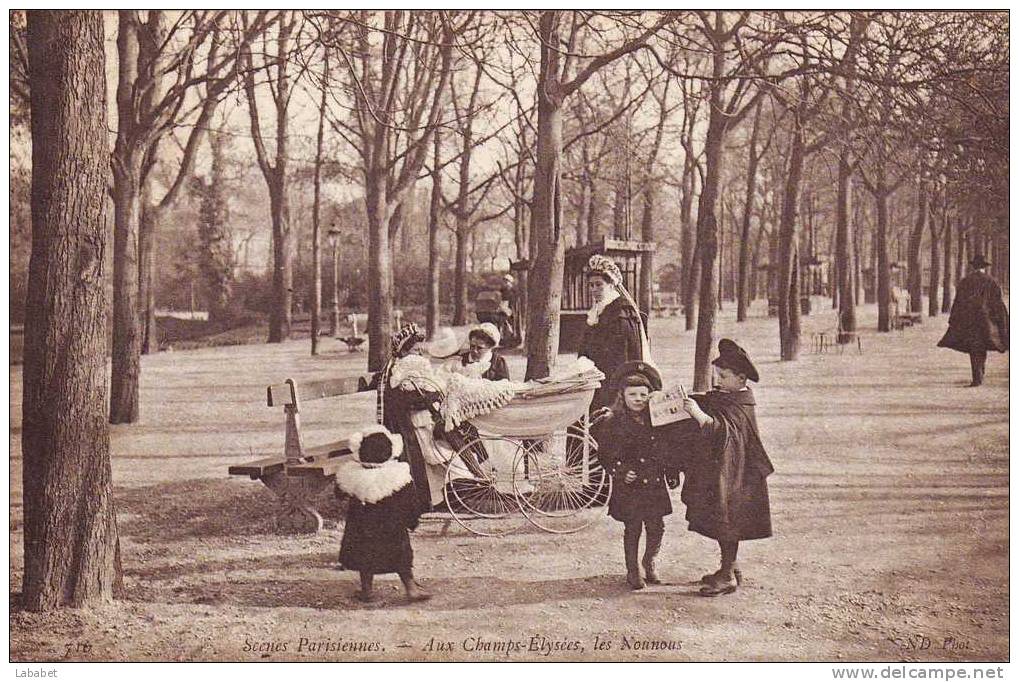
680,339,775,597
336,426,432,603
598,361,673,590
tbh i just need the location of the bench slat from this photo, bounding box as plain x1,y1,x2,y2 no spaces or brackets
228,456,286,479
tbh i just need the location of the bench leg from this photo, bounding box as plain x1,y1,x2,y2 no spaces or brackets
261,471,331,534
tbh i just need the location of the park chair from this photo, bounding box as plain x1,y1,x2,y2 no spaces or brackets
812,312,863,354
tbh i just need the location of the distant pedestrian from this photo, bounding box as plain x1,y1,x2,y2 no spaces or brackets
336,426,431,604
678,339,774,597
937,254,1009,387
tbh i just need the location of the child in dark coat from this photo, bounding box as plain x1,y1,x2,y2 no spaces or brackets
680,339,774,597
336,426,431,603
597,361,673,590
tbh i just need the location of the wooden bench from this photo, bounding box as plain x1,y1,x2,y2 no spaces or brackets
228,374,376,533
892,311,923,330
652,292,682,317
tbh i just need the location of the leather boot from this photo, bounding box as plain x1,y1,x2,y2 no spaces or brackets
642,522,664,585
624,525,644,590
970,352,986,387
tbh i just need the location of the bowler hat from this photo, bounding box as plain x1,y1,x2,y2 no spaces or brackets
711,338,759,383
611,360,663,392
970,253,991,269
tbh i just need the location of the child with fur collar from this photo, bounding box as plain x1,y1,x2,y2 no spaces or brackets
336,426,431,603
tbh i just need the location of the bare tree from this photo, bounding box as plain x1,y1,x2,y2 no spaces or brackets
23,10,120,610
525,11,671,380
243,11,302,344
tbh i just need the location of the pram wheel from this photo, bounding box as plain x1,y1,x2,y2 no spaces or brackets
443,434,527,536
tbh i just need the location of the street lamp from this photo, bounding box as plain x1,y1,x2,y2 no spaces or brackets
327,225,342,337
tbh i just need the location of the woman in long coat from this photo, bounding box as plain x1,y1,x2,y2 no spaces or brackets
937,254,1009,386
578,255,645,411
377,323,442,513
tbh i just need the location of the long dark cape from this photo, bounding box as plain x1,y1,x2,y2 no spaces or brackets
670,389,774,542
938,271,1009,354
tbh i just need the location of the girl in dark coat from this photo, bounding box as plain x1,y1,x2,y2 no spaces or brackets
336,426,431,603
680,339,774,597
937,254,1009,386
598,361,672,590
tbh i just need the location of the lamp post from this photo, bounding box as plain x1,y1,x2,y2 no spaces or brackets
328,226,342,337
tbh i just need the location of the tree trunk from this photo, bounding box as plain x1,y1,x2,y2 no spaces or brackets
453,217,470,326
692,96,724,390
955,218,966,288
23,10,120,611
777,117,806,361
310,51,329,355
942,213,953,313
928,201,941,318
906,183,926,314
525,12,566,381
426,131,443,336
835,150,857,343
110,11,144,424
138,188,159,354
737,101,763,322
875,190,892,332
267,182,292,342
681,170,697,331
638,179,655,317
366,178,395,372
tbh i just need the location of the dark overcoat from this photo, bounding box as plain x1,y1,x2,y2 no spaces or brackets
578,296,643,410
339,481,422,575
381,382,441,513
597,407,673,523
938,271,1009,354
670,389,774,542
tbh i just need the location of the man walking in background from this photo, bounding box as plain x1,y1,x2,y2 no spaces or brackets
937,254,1009,386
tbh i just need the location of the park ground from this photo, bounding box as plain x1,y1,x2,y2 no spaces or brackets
8,299,1009,662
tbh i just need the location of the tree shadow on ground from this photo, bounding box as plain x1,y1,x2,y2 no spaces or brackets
115,478,345,542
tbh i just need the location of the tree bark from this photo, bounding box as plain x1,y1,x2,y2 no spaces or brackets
906,183,927,314
777,116,806,361
692,106,723,390
942,212,953,313
875,189,892,332
23,10,120,611
453,219,471,326
524,13,566,381
310,50,329,356
138,184,159,354
681,169,697,331
110,11,144,424
928,198,941,318
426,131,443,336
835,150,857,342
737,100,763,322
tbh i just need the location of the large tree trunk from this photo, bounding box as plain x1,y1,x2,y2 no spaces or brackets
692,102,724,390
525,12,566,381
267,183,293,342
942,213,953,313
835,150,857,343
23,10,120,611
906,183,927,314
777,117,806,361
366,179,395,371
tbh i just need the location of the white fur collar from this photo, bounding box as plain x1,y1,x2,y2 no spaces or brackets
335,460,413,504
587,288,621,326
